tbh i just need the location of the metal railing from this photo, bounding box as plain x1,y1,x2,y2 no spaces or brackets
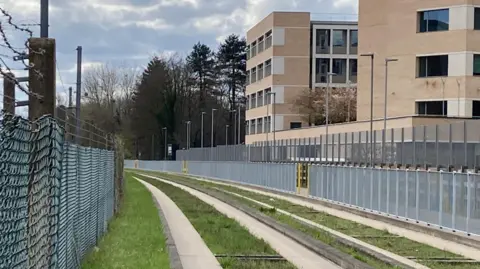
126,160,480,236
176,120,480,170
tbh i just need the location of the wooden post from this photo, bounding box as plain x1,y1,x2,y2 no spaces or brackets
56,105,66,130
27,37,56,268
66,109,76,143
3,72,15,114
28,38,56,120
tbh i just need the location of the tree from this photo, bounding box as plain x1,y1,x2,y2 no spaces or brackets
186,42,217,107
216,34,247,143
294,86,357,126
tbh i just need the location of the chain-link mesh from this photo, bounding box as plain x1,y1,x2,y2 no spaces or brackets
0,113,117,269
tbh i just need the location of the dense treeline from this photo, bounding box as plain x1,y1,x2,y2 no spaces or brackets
80,34,247,159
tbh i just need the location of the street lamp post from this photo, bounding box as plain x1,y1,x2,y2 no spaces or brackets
325,72,336,162
201,111,206,148
185,121,191,150
237,107,241,144
211,108,217,147
361,53,375,166
383,58,398,163
226,125,229,145
266,92,276,160
162,127,167,160
230,110,237,145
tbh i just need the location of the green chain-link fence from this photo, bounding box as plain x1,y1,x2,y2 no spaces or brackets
0,113,118,269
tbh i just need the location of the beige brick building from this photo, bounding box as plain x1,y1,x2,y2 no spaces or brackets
245,4,480,144
245,12,358,140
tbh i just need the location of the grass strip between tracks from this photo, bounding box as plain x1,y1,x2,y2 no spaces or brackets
130,172,296,269
81,174,170,269
137,170,480,269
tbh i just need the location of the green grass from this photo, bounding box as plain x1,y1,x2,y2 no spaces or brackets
131,172,296,269
81,174,170,269
135,170,480,269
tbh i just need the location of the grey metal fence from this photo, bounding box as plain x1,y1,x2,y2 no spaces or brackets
0,114,116,269
176,120,480,170
127,160,480,236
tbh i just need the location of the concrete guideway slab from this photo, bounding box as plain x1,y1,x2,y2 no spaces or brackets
141,174,342,269
188,175,480,262
134,177,222,269
221,189,429,269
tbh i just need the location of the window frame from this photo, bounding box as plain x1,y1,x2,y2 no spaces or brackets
474,54,480,76
417,9,450,33
417,55,449,78
475,8,480,30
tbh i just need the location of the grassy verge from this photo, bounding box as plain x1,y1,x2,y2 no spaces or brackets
81,174,170,269
130,172,296,269
136,170,480,269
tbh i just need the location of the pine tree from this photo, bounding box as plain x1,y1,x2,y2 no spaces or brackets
186,42,217,107
216,34,247,143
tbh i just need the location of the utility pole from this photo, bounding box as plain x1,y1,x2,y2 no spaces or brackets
76,46,82,144
3,72,15,114
40,0,49,38
68,86,73,107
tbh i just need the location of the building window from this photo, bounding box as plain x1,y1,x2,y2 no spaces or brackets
257,118,263,134
290,122,302,129
263,117,269,133
258,36,264,54
332,30,347,54
251,41,257,57
257,63,264,80
245,121,249,135
349,59,357,83
332,59,347,83
265,30,272,49
246,45,250,60
246,95,250,110
250,93,256,109
258,91,264,107
246,69,250,85
475,8,480,30
251,119,256,134
316,29,330,54
417,55,448,77
418,9,449,33
349,30,358,54
474,55,480,75
473,101,480,118
264,59,272,77
315,58,330,83
265,88,271,104
251,67,257,83
417,101,447,116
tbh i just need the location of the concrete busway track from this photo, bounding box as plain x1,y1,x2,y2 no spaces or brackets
136,173,372,269
140,172,433,269
161,171,480,262
134,177,222,269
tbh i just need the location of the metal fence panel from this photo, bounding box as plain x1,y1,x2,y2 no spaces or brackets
0,115,116,269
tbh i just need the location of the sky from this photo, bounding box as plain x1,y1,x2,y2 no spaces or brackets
0,0,358,114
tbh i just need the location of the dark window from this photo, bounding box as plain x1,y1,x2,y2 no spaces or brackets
315,58,330,83
417,55,448,77
473,101,480,117
332,59,347,83
418,9,449,32
290,122,302,129
349,59,357,83
316,29,330,54
475,8,480,30
417,101,447,116
350,30,358,47
474,55,480,75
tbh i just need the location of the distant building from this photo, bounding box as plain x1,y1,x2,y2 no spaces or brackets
245,12,358,137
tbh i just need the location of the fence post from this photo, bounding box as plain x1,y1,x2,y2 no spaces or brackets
27,37,56,267
3,72,15,114
28,38,56,120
